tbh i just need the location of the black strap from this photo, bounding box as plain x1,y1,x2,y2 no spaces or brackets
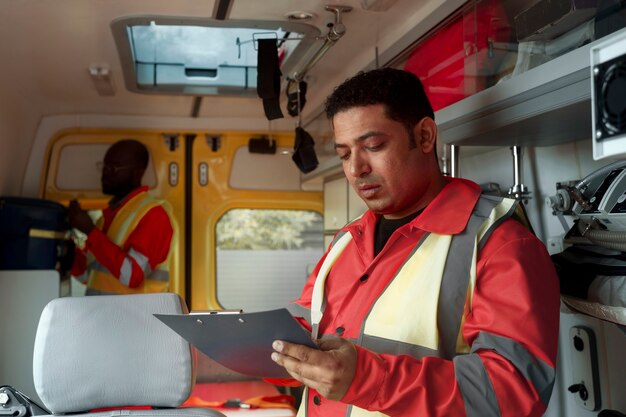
292,127,318,173
286,80,307,117
256,38,283,120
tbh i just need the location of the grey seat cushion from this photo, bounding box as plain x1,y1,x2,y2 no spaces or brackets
32,293,223,417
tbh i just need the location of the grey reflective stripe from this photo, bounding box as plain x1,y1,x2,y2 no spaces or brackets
128,248,152,276
91,261,110,274
438,196,501,359
454,353,501,417
85,287,116,296
73,272,88,284
319,335,357,344
149,269,170,282
329,230,349,248
287,303,311,326
478,196,518,251
312,323,320,342
471,332,555,405
119,257,133,286
361,334,438,358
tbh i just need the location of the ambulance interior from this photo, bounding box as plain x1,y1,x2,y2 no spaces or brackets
1,0,626,416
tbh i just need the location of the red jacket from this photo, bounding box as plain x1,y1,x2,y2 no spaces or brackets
290,178,560,417
71,186,173,290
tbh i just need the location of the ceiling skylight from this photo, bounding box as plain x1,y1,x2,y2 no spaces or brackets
111,16,320,96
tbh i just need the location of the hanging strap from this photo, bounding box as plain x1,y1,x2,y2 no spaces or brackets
257,38,283,120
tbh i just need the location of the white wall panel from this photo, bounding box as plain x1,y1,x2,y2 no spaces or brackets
0,270,60,404
324,177,348,231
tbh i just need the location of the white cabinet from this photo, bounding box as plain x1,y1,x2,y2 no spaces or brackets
323,177,348,231
323,176,368,245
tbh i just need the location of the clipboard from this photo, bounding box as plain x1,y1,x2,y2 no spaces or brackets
154,308,316,378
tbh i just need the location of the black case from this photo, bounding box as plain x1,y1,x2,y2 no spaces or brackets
0,197,72,271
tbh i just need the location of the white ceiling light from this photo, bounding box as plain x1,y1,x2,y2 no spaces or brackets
88,65,115,96
285,11,315,21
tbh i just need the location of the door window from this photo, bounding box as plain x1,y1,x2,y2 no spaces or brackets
215,208,323,312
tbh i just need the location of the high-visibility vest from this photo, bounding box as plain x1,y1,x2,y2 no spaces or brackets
86,192,175,295
299,195,524,417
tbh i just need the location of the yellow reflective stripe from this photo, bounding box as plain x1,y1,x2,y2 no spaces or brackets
364,233,451,350
157,198,177,287
109,194,157,245
88,269,168,294
143,277,169,293
29,229,69,239
296,388,307,417
310,232,353,338
89,270,138,294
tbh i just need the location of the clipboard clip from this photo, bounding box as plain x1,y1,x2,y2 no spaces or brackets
190,310,243,325
189,309,243,315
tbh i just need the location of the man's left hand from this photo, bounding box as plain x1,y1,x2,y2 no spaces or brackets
68,200,95,235
271,336,357,400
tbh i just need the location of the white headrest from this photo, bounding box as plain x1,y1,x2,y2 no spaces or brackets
33,293,194,414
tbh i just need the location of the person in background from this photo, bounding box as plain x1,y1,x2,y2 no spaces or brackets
270,68,560,417
68,139,175,295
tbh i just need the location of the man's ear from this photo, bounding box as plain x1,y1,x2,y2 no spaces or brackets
132,167,146,186
415,117,437,153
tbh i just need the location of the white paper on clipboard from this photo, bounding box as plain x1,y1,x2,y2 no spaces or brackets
154,308,316,378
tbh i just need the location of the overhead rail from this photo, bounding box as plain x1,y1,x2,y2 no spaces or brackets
288,5,352,82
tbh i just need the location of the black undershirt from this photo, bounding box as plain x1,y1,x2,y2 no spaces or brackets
374,209,423,256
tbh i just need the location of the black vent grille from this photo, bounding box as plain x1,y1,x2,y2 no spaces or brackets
595,55,626,139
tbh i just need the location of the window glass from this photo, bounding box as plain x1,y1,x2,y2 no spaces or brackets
215,209,324,312
55,143,156,190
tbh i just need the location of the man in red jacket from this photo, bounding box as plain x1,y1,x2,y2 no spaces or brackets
68,139,174,295
270,68,560,417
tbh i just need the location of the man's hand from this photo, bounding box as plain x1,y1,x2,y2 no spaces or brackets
271,336,357,400
68,200,95,235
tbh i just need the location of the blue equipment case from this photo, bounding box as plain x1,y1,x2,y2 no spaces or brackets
0,197,71,271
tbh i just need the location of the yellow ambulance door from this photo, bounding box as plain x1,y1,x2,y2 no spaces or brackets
190,132,323,311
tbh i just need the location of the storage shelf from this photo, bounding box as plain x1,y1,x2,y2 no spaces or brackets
437,42,593,147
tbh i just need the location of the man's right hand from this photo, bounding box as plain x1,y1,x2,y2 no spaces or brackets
271,336,357,401
68,200,95,235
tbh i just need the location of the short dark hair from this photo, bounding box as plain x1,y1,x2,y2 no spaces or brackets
324,68,434,134
115,139,149,171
